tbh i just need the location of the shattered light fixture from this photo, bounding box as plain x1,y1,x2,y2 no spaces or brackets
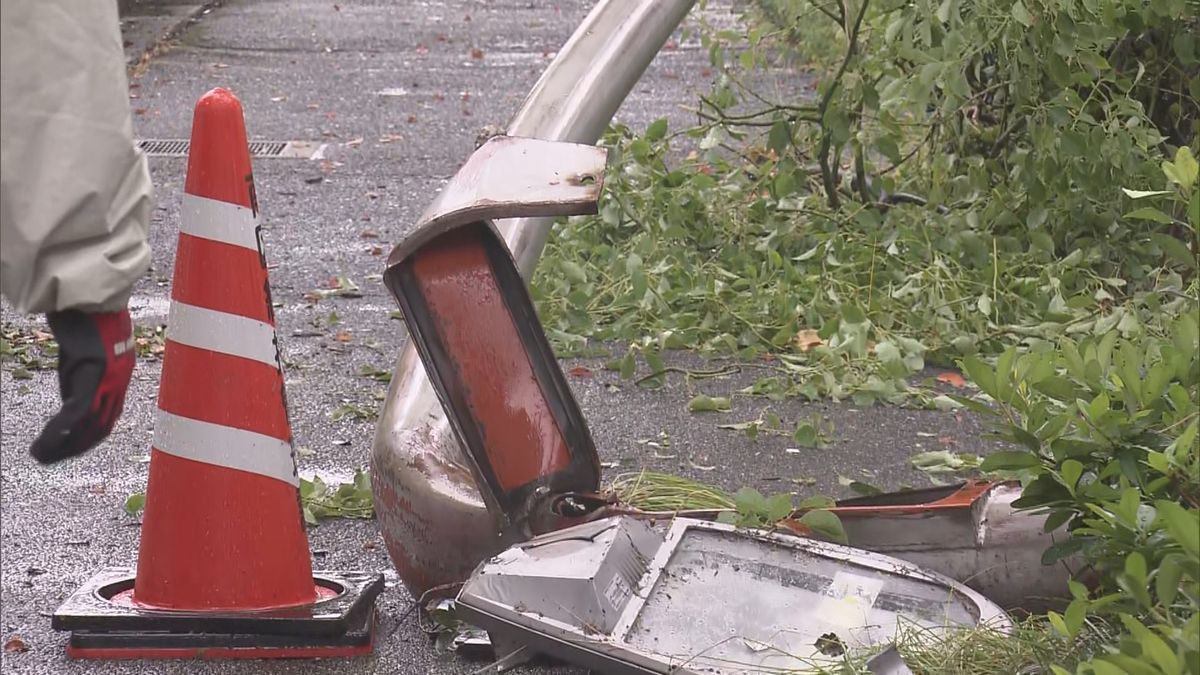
371,0,1073,619
866,645,916,675
378,123,1024,675
456,517,1011,674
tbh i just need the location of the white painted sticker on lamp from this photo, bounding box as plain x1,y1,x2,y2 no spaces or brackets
816,572,884,628
604,574,632,609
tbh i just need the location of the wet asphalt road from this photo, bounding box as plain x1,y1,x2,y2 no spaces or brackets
0,1,1000,673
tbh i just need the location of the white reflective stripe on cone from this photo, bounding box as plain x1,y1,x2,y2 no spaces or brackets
153,411,299,486
166,301,279,369
180,192,260,252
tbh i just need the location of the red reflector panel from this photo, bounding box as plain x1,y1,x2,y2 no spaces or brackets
410,229,572,491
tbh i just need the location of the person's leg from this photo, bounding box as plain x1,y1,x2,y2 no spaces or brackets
1,0,152,312
1,0,152,462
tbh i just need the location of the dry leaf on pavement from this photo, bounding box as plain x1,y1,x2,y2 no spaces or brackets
4,637,29,653
794,329,824,352
936,371,967,387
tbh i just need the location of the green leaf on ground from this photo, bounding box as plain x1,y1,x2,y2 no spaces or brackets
688,394,731,412
124,493,146,516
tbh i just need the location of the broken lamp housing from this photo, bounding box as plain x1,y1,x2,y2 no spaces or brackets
457,516,1011,674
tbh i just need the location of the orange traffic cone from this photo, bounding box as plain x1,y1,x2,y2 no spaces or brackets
135,86,312,611
52,88,382,659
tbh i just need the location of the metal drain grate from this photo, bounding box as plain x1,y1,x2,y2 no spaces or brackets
136,139,323,159
248,141,289,156
138,139,190,156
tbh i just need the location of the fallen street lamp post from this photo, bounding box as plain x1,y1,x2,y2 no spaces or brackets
371,0,699,599
371,2,1074,666
372,138,1044,671
380,135,610,547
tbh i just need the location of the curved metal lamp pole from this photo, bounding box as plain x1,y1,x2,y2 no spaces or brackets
371,0,697,597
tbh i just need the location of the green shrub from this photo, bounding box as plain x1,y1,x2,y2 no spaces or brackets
534,0,1199,670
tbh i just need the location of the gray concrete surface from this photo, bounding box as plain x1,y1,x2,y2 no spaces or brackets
119,0,212,68
0,1,999,673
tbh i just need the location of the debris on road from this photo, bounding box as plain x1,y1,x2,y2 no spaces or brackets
362,4,1064,669
830,480,1076,611
866,644,915,675
4,637,30,653
374,135,611,593
455,516,1011,674
609,474,1074,610
307,275,363,300
372,0,698,599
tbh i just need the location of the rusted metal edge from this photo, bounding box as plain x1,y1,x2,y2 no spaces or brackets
831,480,997,517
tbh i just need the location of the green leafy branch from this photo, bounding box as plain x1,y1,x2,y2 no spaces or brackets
300,469,374,525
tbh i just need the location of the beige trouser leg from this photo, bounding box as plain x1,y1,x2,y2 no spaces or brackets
0,0,152,315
